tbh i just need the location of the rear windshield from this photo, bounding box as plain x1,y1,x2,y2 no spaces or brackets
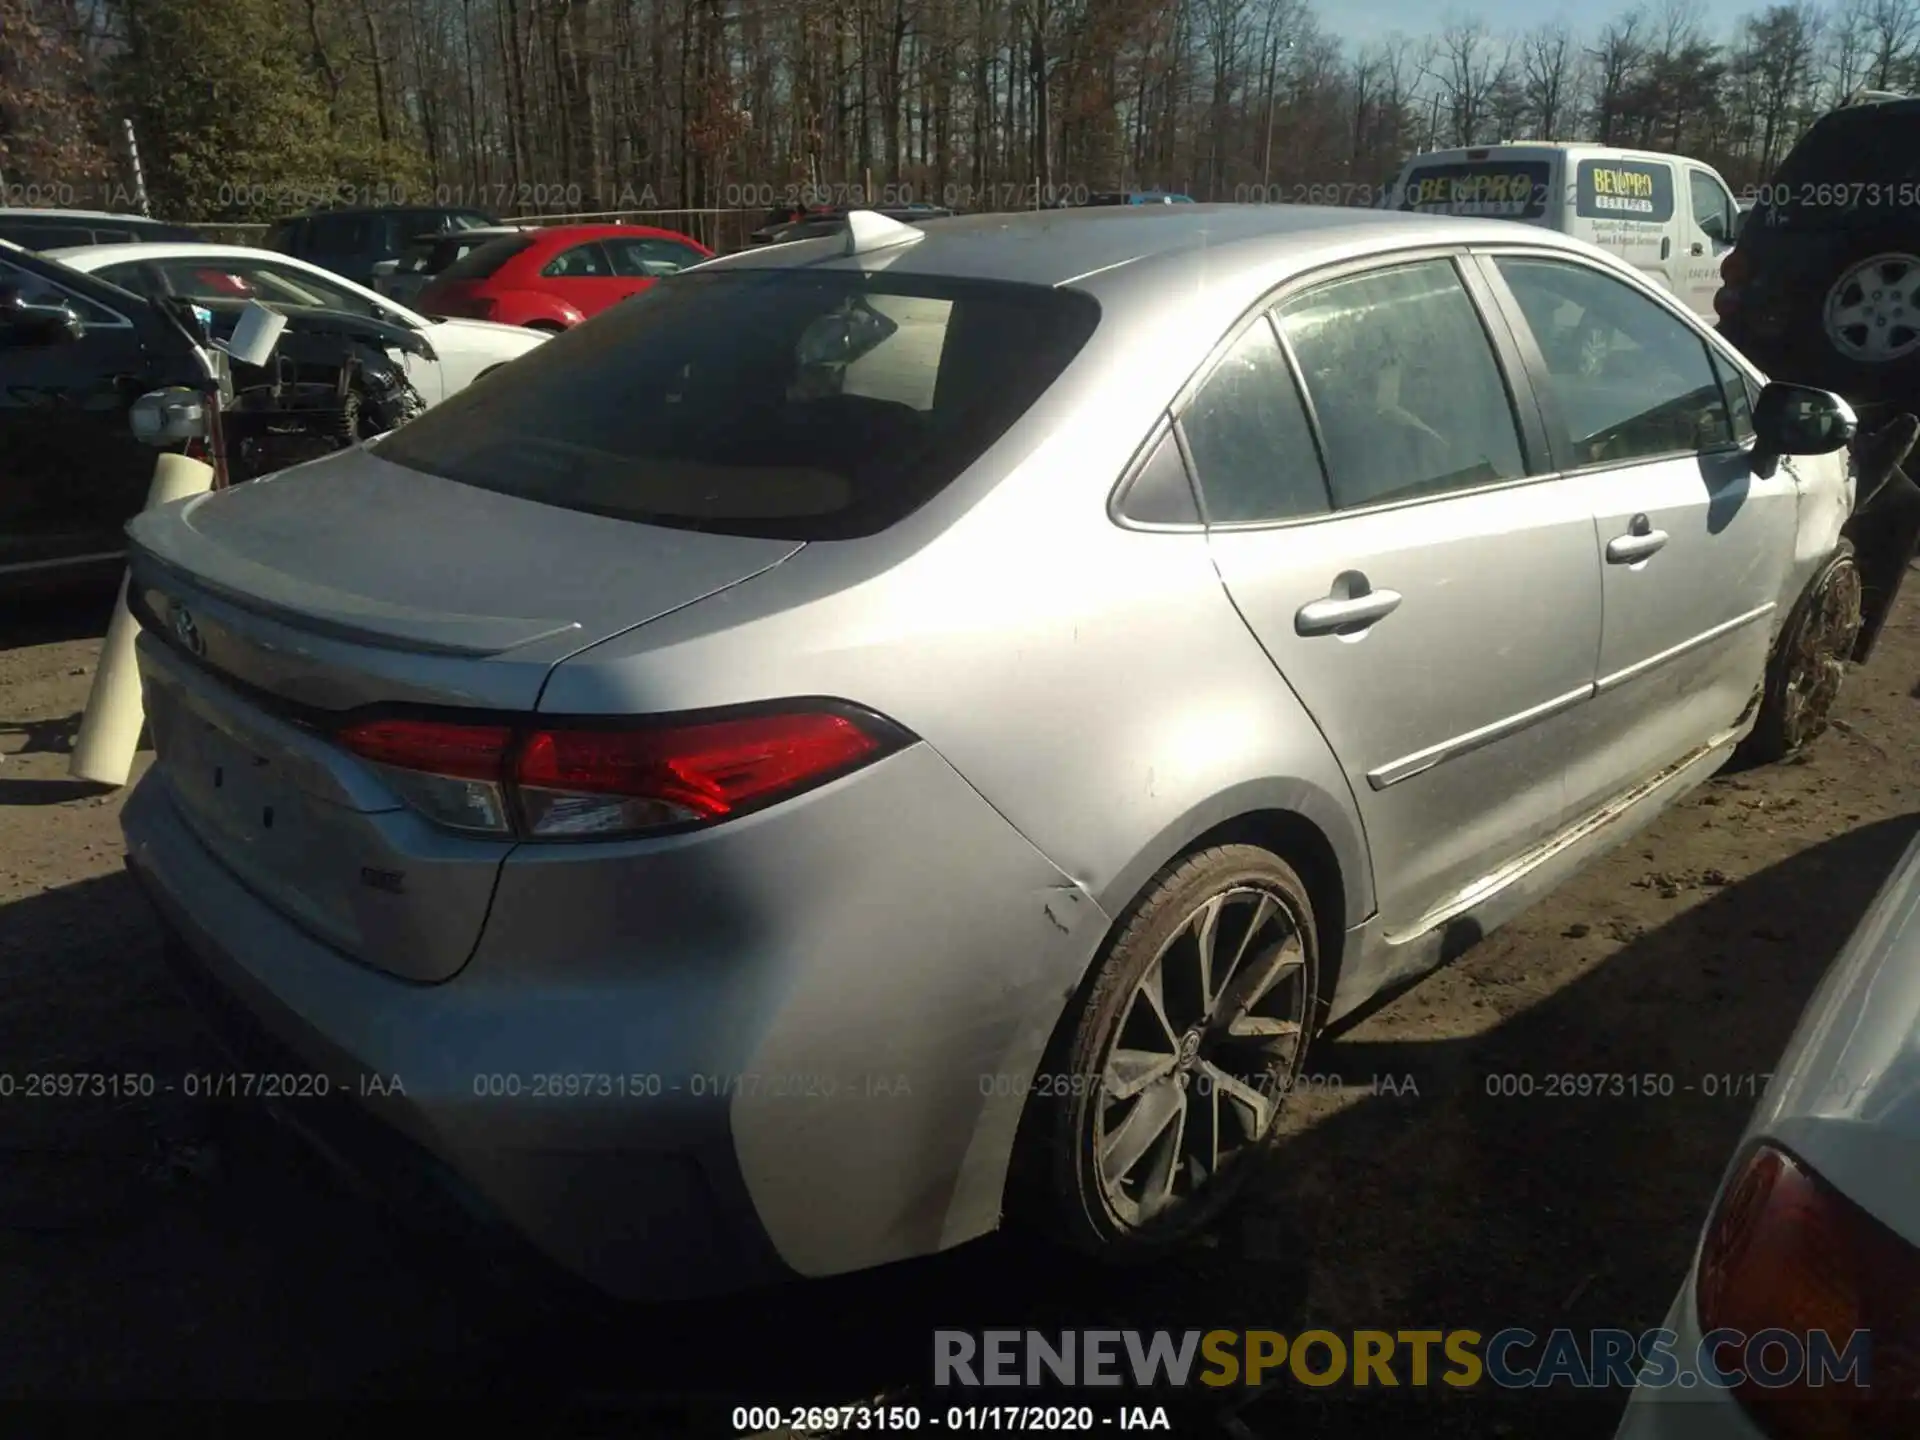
372,268,1102,540
1763,107,1920,227
437,233,533,280
1398,160,1551,219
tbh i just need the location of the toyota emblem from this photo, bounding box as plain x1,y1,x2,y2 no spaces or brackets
170,603,205,657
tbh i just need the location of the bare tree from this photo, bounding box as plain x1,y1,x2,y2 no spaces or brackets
1522,21,1576,138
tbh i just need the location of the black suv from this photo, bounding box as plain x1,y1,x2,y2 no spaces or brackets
263,205,499,286
1717,91,1920,422
0,208,201,250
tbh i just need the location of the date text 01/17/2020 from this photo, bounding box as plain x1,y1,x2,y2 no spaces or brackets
730,1404,1175,1432
0,1072,405,1100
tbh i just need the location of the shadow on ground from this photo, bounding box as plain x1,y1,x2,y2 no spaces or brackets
0,816,1912,1436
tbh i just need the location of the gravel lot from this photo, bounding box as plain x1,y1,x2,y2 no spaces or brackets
3,586,1917,1434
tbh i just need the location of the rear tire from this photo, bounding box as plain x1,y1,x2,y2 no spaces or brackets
1738,540,1863,766
1011,844,1320,1260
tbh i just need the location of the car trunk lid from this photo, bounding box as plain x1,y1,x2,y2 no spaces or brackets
126,447,802,981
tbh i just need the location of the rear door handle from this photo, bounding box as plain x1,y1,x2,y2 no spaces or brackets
1296,584,1403,636
1606,518,1670,564
1661,236,1672,260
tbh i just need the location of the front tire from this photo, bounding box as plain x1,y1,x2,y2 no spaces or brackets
1738,540,1863,765
1015,844,1320,1260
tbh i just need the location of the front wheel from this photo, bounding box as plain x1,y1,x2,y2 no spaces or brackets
1013,844,1320,1259
1738,541,1863,765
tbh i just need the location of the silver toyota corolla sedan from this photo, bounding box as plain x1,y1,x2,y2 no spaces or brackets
121,203,1874,1301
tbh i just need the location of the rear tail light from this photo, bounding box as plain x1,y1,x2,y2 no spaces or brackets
336,706,903,840
1695,1143,1920,1436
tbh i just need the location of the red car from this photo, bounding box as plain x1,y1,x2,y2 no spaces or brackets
411,223,714,330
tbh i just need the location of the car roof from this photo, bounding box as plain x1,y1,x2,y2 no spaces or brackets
0,207,182,224
515,223,702,243
700,203,1601,297
1404,142,1697,166
44,241,321,268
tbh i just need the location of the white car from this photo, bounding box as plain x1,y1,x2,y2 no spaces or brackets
45,242,547,402
1614,828,1920,1436
1392,144,1743,321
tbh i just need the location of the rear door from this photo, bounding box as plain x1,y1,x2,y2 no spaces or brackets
535,239,627,318
1682,166,1742,319
1571,156,1682,294
1195,252,1603,938
1477,249,1797,817
0,252,161,578
1396,153,1555,227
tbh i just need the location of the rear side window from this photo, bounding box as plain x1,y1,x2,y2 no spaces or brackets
1399,160,1551,220
438,233,534,280
1178,317,1328,524
1278,260,1526,509
1575,159,1676,223
372,270,1102,540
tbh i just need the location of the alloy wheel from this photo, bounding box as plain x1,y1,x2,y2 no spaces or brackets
1824,255,1920,364
1093,885,1309,1229
1780,558,1864,747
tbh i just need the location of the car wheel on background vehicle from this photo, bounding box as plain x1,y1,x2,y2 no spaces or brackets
1015,844,1321,1259
1822,252,1920,368
1737,539,1864,765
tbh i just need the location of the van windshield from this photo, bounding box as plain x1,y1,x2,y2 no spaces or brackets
1763,106,1920,229
1398,159,1551,220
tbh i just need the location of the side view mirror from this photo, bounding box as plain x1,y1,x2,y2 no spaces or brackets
0,284,85,344
129,387,213,447
1752,381,1857,479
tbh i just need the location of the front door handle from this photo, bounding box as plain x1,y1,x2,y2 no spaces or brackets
1661,236,1672,260
1296,576,1403,635
1607,514,1670,564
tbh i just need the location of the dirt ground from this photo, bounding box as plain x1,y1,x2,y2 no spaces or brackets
3,583,1918,1434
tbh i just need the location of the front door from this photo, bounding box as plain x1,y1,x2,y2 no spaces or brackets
536,240,632,321
1683,168,1743,320
1192,256,1604,938
1480,251,1799,818
0,255,157,579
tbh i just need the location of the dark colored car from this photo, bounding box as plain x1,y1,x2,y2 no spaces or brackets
1716,91,1920,663
747,204,953,246
0,208,201,250
262,205,499,287
0,242,433,593
373,224,532,306
1716,91,1920,424
412,223,713,329
0,242,207,589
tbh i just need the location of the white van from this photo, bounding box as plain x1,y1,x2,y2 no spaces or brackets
1389,144,1744,319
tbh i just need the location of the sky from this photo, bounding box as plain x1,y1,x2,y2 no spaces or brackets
1333,0,1754,48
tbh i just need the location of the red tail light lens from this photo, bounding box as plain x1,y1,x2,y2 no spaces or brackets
1696,1143,1920,1436
336,708,898,841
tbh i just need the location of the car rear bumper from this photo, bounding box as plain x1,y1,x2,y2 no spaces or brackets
125,777,791,1302
122,734,1109,1298
1611,1276,1769,1439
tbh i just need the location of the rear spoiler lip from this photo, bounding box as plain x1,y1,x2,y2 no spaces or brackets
124,508,583,658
